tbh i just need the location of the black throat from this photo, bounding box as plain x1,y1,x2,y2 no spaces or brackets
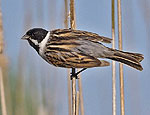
28,39,40,53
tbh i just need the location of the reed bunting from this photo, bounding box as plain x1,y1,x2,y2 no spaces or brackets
21,28,144,72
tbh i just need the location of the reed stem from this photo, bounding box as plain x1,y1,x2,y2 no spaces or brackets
64,0,72,114
76,91,79,115
68,69,72,115
0,0,7,114
78,74,84,115
112,0,116,115
70,0,77,114
71,68,76,115
117,0,125,114
0,67,7,115
70,0,76,29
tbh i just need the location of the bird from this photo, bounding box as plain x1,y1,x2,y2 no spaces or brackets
21,28,144,74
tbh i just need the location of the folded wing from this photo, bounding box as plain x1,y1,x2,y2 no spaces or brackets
50,29,112,43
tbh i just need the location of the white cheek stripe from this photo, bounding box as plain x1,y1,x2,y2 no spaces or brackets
39,32,50,56
30,38,38,45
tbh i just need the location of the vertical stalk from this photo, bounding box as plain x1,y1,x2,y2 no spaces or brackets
0,67,7,115
0,0,7,114
70,0,76,29
70,0,84,115
64,0,72,114
76,91,79,115
70,0,76,115
78,74,84,115
67,69,72,115
112,0,116,115
72,69,76,115
117,0,125,115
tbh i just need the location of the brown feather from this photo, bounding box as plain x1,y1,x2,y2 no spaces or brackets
106,49,143,71
51,29,112,43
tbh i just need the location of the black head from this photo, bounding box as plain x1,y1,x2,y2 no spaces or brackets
22,28,48,52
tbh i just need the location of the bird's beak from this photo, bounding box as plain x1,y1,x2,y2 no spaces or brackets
21,35,30,40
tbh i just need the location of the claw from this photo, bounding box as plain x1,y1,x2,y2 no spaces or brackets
70,68,87,80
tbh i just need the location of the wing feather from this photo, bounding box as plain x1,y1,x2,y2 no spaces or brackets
50,29,112,43
45,49,110,68
43,29,111,68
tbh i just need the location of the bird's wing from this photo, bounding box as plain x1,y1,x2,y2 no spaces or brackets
50,29,112,43
45,32,110,68
45,49,110,68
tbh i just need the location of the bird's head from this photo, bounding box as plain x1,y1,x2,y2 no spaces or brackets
21,28,48,52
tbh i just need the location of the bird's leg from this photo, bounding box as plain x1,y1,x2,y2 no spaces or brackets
70,68,87,80
75,68,87,77
70,68,76,80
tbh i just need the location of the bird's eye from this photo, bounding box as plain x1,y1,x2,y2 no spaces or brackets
27,32,32,36
27,32,35,38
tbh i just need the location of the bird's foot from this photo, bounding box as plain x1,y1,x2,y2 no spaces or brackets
70,68,87,80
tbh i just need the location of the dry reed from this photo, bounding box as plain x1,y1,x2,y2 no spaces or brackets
111,0,116,115
0,0,7,114
78,74,84,115
65,0,84,114
76,91,79,115
0,67,7,115
72,76,76,115
67,69,72,115
64,0,72,114
117,0,125,114
70,0,77,114
70,0,76,29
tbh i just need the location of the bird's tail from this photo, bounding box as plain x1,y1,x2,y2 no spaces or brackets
106,49,144,71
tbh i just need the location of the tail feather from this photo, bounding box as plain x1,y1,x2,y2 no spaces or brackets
107,49,144,71
117,50,144,62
